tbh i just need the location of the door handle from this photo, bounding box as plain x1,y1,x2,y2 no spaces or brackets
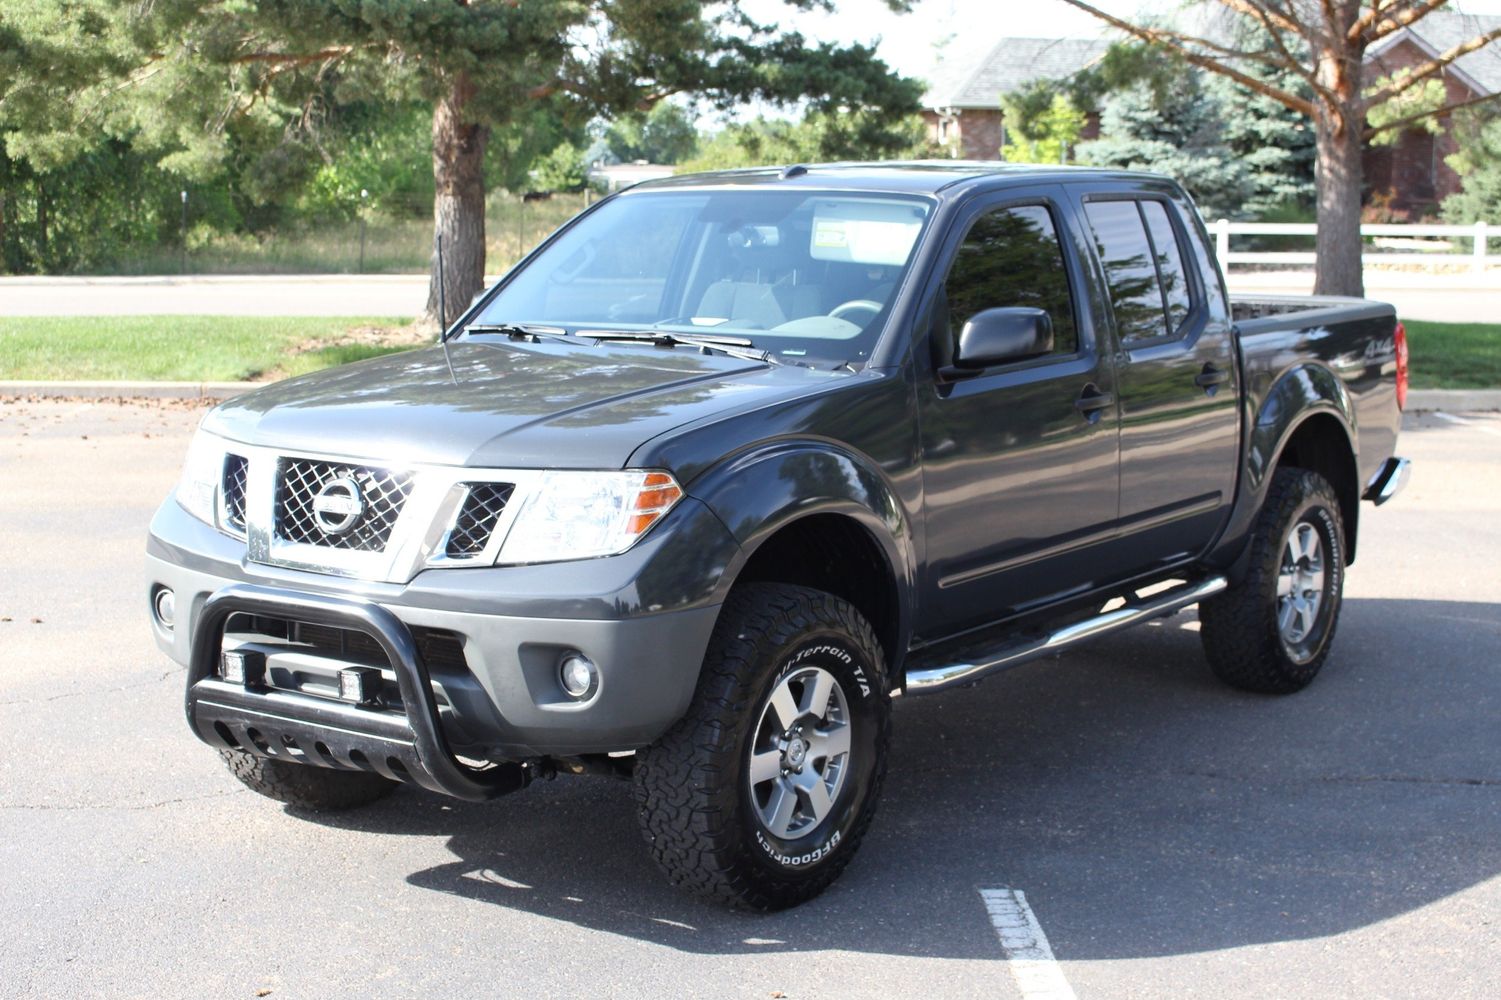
1194,364,1231,392
1074,383,1114,423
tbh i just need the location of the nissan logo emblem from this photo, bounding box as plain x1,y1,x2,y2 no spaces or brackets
311,476,365,535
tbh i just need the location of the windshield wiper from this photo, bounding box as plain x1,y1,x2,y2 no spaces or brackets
460,322,572,343
577,330,780,365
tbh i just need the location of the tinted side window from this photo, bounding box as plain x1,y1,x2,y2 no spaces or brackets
1084,200,1168,342
1140,201,1192,334
943,204,1079,358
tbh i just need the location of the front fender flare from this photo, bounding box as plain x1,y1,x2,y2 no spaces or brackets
689,440,916,652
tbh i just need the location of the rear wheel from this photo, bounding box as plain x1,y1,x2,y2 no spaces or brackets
1200,467,1346,693
219,749,398,811
634,583,891,910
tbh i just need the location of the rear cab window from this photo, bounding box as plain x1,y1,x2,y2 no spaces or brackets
1083,198,1199,345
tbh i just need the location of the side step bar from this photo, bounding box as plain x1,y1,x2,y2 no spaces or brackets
903,576,1228,696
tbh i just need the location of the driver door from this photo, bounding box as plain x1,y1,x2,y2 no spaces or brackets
916,190,1122,639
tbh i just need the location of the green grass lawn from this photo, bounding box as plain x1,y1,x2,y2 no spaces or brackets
0,315,420,382
1403,320,1501,390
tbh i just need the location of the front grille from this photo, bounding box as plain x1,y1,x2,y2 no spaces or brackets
222,454,248,534
445,482,515,557
275,459,412,552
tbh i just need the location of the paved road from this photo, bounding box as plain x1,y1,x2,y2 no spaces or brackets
2,400,1498,999
3,270,1497,323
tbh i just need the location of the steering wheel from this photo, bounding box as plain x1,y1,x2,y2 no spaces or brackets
828,299,883,325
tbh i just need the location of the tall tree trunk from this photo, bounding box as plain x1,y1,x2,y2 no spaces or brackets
1312,110,1365,297
35,178,48,267
1312,15,1365,299
426,71,488,328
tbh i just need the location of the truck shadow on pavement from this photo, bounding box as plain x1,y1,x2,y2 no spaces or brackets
303,596,1501,960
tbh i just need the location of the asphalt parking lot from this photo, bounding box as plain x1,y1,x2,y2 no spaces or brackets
2,399,1498,999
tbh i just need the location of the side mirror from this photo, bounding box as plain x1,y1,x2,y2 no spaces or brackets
952,307,1054,372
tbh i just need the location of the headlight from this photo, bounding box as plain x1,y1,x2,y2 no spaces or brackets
495,470,683,565
174,428,228,526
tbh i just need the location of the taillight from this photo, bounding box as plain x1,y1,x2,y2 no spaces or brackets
1394,321,1409,411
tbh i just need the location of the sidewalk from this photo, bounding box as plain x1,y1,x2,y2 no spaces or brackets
0,274,433,318
3,270,1498,322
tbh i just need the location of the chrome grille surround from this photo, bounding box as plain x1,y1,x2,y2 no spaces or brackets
444,483,516,557
218,443,542,584
275,458,414,552
221,454,249,537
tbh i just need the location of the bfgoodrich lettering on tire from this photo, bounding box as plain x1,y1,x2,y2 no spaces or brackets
633,582,891,910
1200,466,1346,693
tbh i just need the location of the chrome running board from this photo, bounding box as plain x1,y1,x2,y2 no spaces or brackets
903,576,1229,695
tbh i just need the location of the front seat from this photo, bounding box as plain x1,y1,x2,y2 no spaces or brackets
696,280,821,328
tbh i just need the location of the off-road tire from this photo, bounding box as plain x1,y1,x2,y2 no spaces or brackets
219,749,398,811
1200,466,1346,693
634,583,891,910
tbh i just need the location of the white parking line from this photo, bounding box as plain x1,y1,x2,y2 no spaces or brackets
978,888,1078,1000
1432,411,1501,438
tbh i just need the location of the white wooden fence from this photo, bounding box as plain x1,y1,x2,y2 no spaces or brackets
1210,219,1496,271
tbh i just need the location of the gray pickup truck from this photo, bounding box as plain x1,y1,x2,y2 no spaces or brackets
147,162,1410,909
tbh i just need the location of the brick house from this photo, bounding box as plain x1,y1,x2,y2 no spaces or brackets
924,15,1501,217
1364,12,1501,216
920,37,1108,160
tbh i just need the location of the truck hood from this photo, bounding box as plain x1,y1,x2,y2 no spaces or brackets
205,339,842,469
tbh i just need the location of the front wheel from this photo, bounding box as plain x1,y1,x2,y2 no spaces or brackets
1200,466,1346,693
634,583,891,910
219,749,397,811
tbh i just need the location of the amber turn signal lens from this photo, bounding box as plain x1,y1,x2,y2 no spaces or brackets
627,472,684,536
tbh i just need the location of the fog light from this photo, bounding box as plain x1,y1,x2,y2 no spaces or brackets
153,587,176,630
221,649,264,686
338,666,382,706
558,653,598,700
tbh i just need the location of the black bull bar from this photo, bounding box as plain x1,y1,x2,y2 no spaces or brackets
185,583,527,801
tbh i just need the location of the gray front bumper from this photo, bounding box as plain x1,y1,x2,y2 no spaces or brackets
147,496,737,760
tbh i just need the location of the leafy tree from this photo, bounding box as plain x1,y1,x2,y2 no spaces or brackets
681,108,929,172
1077,77,1253,220
529,141,590,193
606,102,700,165
1061,0,1501,296
1001,92,1086,164
0,0,923,321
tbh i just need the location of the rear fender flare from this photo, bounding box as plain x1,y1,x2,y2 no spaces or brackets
1214,362,1358,575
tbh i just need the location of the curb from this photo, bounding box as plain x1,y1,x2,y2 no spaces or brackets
1406,389,1501,412
0,380,256,401
5,382,1501,411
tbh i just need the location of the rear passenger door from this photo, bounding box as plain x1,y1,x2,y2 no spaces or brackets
916,188,1121,639
1077,189,1240,570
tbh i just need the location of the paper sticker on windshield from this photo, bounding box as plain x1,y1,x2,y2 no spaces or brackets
810,200,925,266
813,220,850,249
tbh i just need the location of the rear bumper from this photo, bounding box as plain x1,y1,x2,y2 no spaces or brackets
148,495,736,775
1363,456,1411,506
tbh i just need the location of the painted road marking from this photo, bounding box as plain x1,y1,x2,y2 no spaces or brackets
978,888,1078,1000
1433,411,1501,438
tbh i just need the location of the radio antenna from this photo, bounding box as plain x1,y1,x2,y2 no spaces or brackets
436,233,457,385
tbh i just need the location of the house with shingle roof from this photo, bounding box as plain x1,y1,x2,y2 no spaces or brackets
920,37,1110,160
1364,11,1501,214
925,14,1501,215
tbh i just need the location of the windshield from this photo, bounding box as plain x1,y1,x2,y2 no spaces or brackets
469,189,934,366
